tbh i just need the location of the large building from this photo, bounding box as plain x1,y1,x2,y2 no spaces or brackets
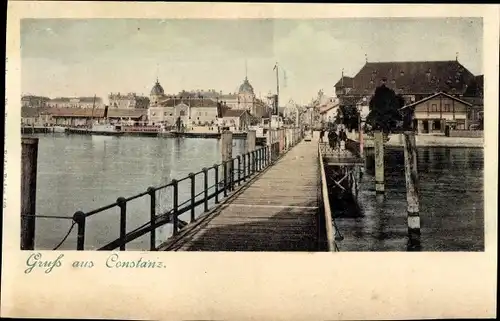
108,92,150,109
334,59,483,131
148,96,221,126
46,96,104,109
21,95,50,108
400,92,473,133
148,77,270,119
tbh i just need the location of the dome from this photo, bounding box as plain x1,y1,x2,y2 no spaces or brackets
150,80,164,96
238,77,254,94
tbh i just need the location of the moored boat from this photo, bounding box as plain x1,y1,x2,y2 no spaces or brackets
91,123,124,136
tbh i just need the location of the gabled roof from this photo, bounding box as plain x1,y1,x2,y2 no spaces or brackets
334,76,354,88
348,60,475,96
221,109,250,118
400,91,473,110
21,107,46,118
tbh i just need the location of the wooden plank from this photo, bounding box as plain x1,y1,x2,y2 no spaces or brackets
166,139,321,252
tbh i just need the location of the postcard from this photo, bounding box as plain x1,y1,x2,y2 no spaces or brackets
2,2,498,320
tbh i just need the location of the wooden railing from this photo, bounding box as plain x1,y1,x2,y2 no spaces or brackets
317,143,338,252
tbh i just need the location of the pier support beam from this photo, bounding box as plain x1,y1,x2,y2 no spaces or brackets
246,130,256,154
21,137,38,250
403,132,420,250
221,131,233,192
374,131,385,194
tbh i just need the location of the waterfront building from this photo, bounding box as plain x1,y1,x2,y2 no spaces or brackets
46,96,104,109
21,107,52,125
40,108,147,127
148,77,270,122
148,96,220,126
108,92,150,109
400,91,472,134
335,59,482,131
21,95,50,108
217,109,252,131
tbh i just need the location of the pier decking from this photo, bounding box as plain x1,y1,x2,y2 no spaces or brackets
158,139,321,251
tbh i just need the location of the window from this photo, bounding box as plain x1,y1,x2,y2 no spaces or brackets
431,104,438,112
163,112,167,116
180,110,186,116
444,104,450,112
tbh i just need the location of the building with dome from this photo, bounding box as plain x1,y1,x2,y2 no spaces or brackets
150,78,165,106
146,75,270,125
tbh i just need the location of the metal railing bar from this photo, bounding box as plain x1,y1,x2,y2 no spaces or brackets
76,141,288,250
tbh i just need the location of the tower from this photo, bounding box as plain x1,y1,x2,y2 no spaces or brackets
150,78,165,107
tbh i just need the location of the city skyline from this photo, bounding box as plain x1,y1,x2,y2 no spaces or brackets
22,18,483,105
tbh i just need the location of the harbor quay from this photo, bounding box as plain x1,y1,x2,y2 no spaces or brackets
21,125,483,252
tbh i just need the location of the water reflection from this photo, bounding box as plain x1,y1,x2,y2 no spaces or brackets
335,146,484,252
33,134,246,250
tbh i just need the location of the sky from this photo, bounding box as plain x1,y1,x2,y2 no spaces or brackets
21,18,483,105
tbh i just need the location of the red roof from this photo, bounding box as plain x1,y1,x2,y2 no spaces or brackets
348,60,475,96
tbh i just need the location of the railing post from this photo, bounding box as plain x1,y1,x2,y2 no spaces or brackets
213,164,219,204
251,151,255,174
230,159,235,191
258,148,262,171
73,211,86,251
242,154,247,182
171,179,179,235
223,160,228,197
202,168,209,212
117,197,127,251
237,156,241,186
21,137,38,250
147,187,156,251
189,173,195,222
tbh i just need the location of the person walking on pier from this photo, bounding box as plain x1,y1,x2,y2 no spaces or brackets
339,128,347,150
319,128,325,143
328,130,338,150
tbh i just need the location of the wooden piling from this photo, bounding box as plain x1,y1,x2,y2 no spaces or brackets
374,131,385,194
246,130,256,153
403,131,420,245
221,131,233,191
21,137,38,250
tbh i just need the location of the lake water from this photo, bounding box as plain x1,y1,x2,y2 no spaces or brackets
30,134,247,250
29,134,484,251
333,147,484,251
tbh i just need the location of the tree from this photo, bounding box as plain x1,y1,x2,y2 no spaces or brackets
366,84,404,134
340,105,360,131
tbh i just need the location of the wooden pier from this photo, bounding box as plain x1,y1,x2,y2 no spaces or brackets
158,139,321,251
